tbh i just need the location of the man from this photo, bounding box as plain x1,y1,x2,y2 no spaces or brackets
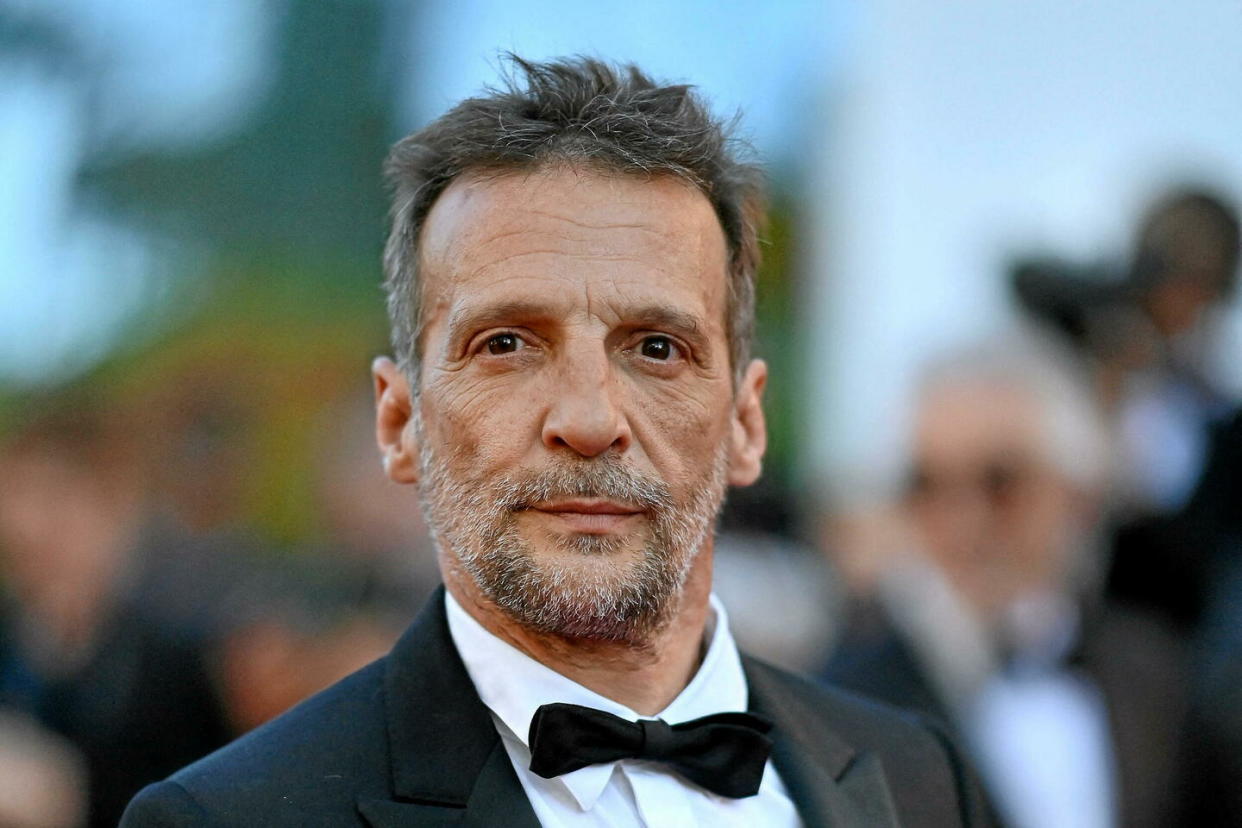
123,56,989,827
822,335,1188,828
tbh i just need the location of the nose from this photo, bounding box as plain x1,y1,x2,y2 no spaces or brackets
541,350,632,458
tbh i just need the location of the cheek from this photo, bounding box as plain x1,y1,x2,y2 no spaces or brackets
422,373,540,463
626,378,732,480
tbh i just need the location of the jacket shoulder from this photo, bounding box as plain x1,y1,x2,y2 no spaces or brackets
123,658,391,827
121,780,208,827
749,655,929,741
745,657,995,827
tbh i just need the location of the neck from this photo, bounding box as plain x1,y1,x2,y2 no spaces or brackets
445,554,715,716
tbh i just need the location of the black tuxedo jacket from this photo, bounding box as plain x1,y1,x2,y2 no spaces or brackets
822,605,1188,828
123,589,991,827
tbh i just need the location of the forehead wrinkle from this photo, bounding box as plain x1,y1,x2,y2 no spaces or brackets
463,250,674,283
455,222,692,285
582,281,712,345
430,169,721,263
522,208,676,236
469,224,687,264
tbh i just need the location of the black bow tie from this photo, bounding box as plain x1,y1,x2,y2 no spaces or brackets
527,702,774,799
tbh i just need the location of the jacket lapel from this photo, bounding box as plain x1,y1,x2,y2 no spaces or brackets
745,658,900,828
357,587,541,828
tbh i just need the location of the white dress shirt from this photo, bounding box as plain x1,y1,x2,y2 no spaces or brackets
966,667,1116,828
445,592,803,827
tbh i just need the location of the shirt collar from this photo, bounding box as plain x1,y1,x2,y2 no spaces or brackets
445,590,749,812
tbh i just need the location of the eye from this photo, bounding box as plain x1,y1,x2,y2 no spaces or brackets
485,333,524,355
638,335,679,361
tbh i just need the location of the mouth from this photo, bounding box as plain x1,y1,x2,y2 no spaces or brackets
524,498,645,534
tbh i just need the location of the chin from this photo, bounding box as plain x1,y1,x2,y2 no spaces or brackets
461,531,693,644
539,526,642,557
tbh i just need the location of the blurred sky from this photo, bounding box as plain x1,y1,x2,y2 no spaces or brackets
4,0,1242,494
402,0,847,156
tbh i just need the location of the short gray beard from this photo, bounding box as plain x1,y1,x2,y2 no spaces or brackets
418,430,730,644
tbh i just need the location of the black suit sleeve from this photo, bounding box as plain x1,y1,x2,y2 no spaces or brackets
923,719,1000,828
120,780,209,827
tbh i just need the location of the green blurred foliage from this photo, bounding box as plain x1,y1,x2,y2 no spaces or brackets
753,195,802,488
77,1,395,275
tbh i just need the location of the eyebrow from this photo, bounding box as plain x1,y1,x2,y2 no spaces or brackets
445,300,560,350
624,305,702,335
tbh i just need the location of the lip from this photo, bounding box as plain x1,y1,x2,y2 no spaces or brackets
526,499,644,534
530,498,643,516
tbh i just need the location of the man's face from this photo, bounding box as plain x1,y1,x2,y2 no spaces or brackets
904,383,1083,620
375,167,766,642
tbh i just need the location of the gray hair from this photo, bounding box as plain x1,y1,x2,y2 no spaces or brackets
382,55,765,385
917,330,1111,492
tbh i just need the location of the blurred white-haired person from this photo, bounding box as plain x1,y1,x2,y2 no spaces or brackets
821,330,1189,828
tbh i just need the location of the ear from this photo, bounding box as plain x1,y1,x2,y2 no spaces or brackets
727,359,767,487
372,357,420,485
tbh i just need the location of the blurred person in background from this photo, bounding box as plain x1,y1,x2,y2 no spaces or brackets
0,363,423,825
196,384,436,735
209,552,406,736
0,709,88,828
820,333,1189,828
122,362,429,739
0,390,230,827
1165,406,1242,826
307,387,442,609
123,349,294,639
1013,186,1241,629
